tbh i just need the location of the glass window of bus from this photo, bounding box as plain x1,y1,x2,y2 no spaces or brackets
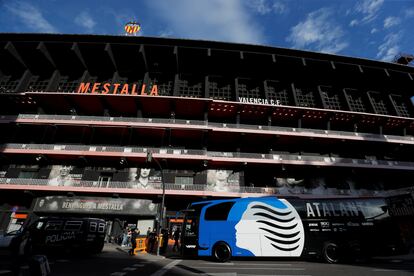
64,221,83,231
359,199,388,220
205,202,235,221
44,221,63,231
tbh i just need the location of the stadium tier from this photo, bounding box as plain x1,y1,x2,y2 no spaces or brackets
0,33,413,233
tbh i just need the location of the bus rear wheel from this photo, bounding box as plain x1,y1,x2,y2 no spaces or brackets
323,242,340,264
213,242,231,262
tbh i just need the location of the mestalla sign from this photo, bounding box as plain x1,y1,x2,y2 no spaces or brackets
34,196,158,216
77,82,158,96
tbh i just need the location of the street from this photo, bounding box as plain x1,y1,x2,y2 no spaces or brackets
2,243,413,276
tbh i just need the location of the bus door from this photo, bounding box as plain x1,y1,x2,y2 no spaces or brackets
181,209,199,256
182,203,211,257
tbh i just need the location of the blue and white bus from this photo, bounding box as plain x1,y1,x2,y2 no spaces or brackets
181,196,407,263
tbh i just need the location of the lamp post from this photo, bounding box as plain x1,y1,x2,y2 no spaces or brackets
146,151,165,256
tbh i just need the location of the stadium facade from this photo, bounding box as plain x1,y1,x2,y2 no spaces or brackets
0,33,414,241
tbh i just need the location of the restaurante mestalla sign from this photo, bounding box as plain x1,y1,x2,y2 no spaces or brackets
77,82,158,96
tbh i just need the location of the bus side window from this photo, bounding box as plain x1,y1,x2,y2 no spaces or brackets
98,223,105,233
44,221,63,231
89,222,97,232
64,221,83,231
205,202,235,221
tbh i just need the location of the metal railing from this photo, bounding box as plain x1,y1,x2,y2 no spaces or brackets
2,143,414,170
0,177,401,197
1,114,414,145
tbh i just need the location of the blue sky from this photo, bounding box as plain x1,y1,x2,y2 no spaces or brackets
1,0,413,63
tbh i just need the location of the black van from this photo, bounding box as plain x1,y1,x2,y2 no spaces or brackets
29,217,106,254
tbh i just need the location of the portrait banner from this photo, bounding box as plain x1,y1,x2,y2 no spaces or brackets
128,168,161,189
47,165,82,187
206,170,240,192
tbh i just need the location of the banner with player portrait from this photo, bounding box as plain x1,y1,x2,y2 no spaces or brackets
127,167,162,189
47,165,83,187
206,169,240,192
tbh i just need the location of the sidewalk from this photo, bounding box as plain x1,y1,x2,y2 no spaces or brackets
113,239,181,260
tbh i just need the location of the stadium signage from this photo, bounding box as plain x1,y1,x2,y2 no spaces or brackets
77,82,158,96
238,97,281,106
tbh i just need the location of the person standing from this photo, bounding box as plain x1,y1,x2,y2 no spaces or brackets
173,228,180,252
121,227,128,247
129,228,139,255
148,229,157,253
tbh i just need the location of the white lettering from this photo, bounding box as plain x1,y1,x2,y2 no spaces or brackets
313,203,321,217
306,203,315,217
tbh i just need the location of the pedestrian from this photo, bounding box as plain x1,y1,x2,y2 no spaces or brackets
121,227,128,247
148,229,157,253
173,228,180,252
146,227,151,237
160,228,169,254
129,228,139,255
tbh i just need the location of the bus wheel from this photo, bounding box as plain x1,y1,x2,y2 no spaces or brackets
323,242,340,264
213,242,231,262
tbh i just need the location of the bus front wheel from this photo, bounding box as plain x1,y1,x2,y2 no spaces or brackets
213,242,231,262
323,242,340,264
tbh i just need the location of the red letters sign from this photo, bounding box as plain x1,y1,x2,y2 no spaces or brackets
77,82,158,96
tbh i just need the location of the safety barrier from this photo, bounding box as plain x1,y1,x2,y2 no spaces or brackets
133,237,147,254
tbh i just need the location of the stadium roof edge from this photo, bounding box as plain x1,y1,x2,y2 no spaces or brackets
1,32,413,74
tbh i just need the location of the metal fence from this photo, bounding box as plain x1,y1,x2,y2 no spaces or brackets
2,142,414,170
0,177,400,197
2,114,413,144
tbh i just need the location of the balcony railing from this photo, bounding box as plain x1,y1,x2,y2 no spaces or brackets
1,143,414,170
1,114,413,145
0,177,395,198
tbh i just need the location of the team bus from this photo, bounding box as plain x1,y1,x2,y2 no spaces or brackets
181,196,407,263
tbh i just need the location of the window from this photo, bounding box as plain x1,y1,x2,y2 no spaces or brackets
89,222,97,232
175,176,193,185
44,221,63,231
64,221,83,231
18,171,38,179
205,202,235,221
98,223,106,233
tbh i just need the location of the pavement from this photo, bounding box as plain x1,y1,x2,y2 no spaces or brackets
115,239,181,260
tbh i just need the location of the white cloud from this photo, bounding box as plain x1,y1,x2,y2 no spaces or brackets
145,0,265,45
272,1,288,14
246,0,288,15
74,11,96,33
383,16,401,29
376,32,401,62
159,30,173,38
350,0,384,26
247,0,272,15
405,8,414,18
286,8,348,54
349,19,359,27
4,1,57,33
371,28,378,34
